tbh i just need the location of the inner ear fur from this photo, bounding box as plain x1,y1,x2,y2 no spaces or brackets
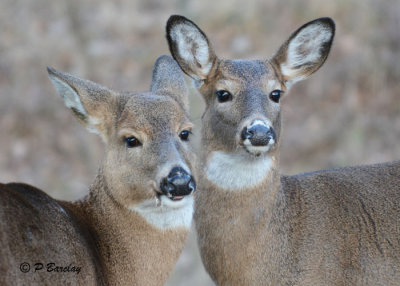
47,67,116,140
166,15,217,82
271,17,335,87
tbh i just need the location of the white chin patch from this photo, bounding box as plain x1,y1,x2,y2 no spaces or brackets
128,195,194,230
205,151,274,191
243,138,275,156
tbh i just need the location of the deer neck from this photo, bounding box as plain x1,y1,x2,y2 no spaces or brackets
67,171,189,286
197,146,284,229
202,147,280,194
195,149,290,282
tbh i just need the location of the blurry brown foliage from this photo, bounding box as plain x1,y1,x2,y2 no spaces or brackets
0,1,399,285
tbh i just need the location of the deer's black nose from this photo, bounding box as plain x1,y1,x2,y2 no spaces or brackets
241,124,276,146
160,167,196,199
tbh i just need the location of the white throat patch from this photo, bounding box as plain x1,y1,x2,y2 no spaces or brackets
206,151,274,191
129,196,194,230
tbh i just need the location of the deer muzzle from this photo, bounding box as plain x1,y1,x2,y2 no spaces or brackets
241,123,276,147
160,167,196,200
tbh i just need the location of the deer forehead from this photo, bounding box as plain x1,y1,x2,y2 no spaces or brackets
118,94,189,134
214,60,282,91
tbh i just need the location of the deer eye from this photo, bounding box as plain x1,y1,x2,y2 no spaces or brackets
269,90,282,103
179,130,192,141
124,136,142,148
216,90,233,103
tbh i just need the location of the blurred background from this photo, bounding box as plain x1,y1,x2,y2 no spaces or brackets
0,0,399,285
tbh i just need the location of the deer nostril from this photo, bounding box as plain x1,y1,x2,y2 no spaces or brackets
241,127,253,140
188,179,196,193
267,127,276,141
161,177,175,193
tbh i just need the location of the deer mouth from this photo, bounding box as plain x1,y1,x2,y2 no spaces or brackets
155,190,190,202
240,139,275,157
169,195,185,201
153,191,194,209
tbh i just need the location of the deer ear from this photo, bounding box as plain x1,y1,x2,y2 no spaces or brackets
272,18,335,89
166,15,217,82
150,55,189,111
47,67,115,142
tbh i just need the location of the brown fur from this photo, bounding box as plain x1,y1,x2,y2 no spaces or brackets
166,15,400,285
0,55,196,286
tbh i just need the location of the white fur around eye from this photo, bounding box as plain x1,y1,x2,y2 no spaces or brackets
170,23,212,79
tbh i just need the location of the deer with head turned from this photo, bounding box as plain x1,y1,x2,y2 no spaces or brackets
0,55,196,286
166,15,400,285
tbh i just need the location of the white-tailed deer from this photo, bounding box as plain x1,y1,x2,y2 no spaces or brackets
0,55,196,286
166,15,400,285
